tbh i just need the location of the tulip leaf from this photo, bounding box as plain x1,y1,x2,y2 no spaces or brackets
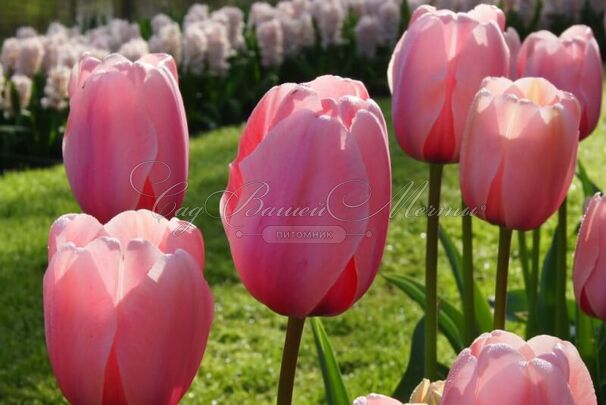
536,230,559,336
506,289,528,322
575,308,597,380
595,322,606,402
439,225,493,334
392,316,450,401
577,159,602,198
383,273,464,353
310,318,350,405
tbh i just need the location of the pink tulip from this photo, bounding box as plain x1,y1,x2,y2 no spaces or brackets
64,53,189,223
44,210,213,404
573,194,606,319
442,330,597,404
388,4,510,163
460,77,581,230
517,25,603,139
221,75,391,317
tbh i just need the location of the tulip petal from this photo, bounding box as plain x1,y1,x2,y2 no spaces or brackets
305,75,369,100
474,343,530,404
163,218,205,269
104,210,168,248
556,341,598,404
115,241,213,404
68,54,101,97
63,70,158,223
573,196,603,315
348,106,391,301
132,61,189,217
527,358,575,404
442,349,478,404
501,99,579,230
391,14,450,161
44,239,121,405
48,213,105,260
233,83,299,163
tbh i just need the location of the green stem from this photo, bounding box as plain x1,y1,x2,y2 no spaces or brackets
526,227,541,338
277,317,306,405
494,226,513,330
555,198,569,338
517,231,531,301
425,163,443,380
461,199,475,345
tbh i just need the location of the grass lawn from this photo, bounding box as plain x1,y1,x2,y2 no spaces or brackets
0,96,605,404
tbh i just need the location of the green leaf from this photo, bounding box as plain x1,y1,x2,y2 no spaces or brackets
506,289,528,322
577,159,601,198
310,318,350,405
536,230,559,336
392,316,450,401
383,273,464,353
439,225,493,334
595,322,606,402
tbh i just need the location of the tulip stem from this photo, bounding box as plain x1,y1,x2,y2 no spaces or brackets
277,316,305,405
526,227,541,338
555,198,569,338
425,163,443,380
494,226,513,330
462,199,475,345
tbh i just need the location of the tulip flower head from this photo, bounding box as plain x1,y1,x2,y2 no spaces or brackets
44,210,213,404
388,4,510,163
64,53,189,223
460,77,581,231
221,75,391,318
574,193,606,320
517,25,603,139
442,330,597,404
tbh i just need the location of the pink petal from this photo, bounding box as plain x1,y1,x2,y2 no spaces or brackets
137,53,179,82
163,218,205,269
48,213,105,260
391,14,450,161
63,70,158,224
68,54,102,97
104,210,168,249
469,330,527,357
500,95,579,230
556,341,598,404
44,239,121,405
573,195,604,316
347,105,391,302
474,343,530,404
442,349,478,404
467,4,506,30
305,75,369,100
115,241,213,404
353,393,404,405
233,83,299,164
130,60,189,217
527,358,575,404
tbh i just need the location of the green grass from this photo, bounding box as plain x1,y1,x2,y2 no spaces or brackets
1,97,605,404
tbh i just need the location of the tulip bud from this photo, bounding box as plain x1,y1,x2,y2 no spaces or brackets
63,53,189,223
221,75,391,317
574,194,606,319
442,330,596,404
44,210,213,404
409,378,444,405
517,25,603,139
460,77,581,230
388,4,510,163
